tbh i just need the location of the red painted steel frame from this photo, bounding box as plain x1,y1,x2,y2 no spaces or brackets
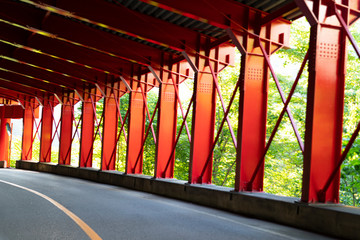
209,63,237,148
79,91,95,167
21,99,35,160
301,1,349,203
101,87,119,171
248,51,309,188
258,40,304,153
133,101,159,172
24,112,42,160
155,75,178,178
200,77,240,180
139,84,157,144
59,97,74,165
163,96,194,176
126,85,146,174
189,49,217,184
171,77,191,143
0,117,10,166
320,3,360,195
232,12,291,191
235,39,268,191
39,98,54,162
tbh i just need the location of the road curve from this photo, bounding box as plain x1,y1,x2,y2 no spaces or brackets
0,169,334,240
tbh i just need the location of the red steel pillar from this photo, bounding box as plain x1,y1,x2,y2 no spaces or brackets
126,80,146,174
301,1,350,203
235,38,269,191
21,98,35,160
230,11,291,191
39,97,54,162
0,117,10,166
154,68,178,178
189,45,218,184
101,83,119,170
79,89,95,167
58,93,74,165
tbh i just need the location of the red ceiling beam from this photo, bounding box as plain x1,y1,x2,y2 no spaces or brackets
41,0,201,52
139,0,291,45
0,77,41,97
261,2,299,25
0,0,172,66
0,39,109,84
0,14,189,81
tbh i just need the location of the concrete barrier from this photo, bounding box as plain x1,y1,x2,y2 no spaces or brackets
16,160,360,240
0,161,7,168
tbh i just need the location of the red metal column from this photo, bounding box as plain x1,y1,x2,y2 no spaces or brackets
39,98,54,162
228,10,291,191
234,34,268,191
0,117,10,166
126,81,146,174
59,94,74,165
101,83,119,170
154,70,178,178
301,1,349,203
189,46,217,184
79,90,95,167
21,98,35,160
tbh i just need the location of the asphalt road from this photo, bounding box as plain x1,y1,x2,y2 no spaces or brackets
0,169,335,240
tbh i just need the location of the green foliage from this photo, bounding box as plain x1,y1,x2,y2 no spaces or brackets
173,80,193,181
142,88,159,176
212,56,240,187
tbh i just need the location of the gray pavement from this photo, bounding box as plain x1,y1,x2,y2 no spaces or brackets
0,169,335,240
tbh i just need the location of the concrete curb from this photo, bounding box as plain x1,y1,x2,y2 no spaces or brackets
16,160,360,240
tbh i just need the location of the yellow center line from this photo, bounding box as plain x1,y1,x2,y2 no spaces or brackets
0,179,102,240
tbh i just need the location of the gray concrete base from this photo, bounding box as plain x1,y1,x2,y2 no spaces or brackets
0,161,7,168
16,160,360,240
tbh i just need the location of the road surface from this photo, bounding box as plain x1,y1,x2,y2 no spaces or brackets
0,169,334,240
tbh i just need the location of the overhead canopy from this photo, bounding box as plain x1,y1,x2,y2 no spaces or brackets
0,0,302,105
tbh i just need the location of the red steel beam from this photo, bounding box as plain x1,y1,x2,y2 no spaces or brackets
0,66,63,95
42,104,62,162
101,85,120,171
318,2,360,196
154,72,178,178
0,116,10,166
62,107,82,165
139,0,291,46
39,0,200,52
15,0,184,53
189,46,217,184
301,1,350,203
230,9,291,191
58,95,74,165
171,77,191,143
235,37,267,192
21,98,35,160
39,98,54,162
84,94,105,166
79,90,96,168
126,84,146,174
24,106,42,160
